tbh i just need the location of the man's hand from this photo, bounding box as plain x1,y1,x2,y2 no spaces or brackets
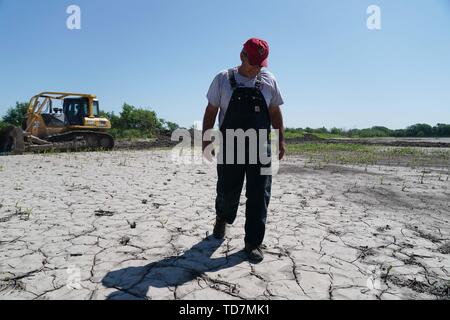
202,104,219,162
269,105,286,161
202,140,215,163
278,139,286,161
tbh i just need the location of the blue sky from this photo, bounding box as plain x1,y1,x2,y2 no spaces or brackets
0,0,449,129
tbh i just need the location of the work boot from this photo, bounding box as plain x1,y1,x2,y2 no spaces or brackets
213,217,227,239
245,243,264,263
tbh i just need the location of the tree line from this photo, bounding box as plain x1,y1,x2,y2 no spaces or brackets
101,103,179,139
1,102,449,139
286,124,450,138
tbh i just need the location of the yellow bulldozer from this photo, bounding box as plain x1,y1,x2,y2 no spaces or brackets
0,92,114,154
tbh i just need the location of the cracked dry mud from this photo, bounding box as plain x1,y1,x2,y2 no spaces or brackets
0,150,449,300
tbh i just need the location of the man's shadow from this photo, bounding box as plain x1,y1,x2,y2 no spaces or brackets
102,237,247,300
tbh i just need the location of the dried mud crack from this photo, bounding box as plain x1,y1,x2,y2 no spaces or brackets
0,150,449,300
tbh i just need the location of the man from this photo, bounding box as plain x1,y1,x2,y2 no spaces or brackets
202,38,286,263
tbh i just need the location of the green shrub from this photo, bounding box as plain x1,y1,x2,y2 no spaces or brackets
101,103,179,140
2,102,28,127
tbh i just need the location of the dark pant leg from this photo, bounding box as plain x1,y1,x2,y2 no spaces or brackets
216,164,246,224
244,164,272,247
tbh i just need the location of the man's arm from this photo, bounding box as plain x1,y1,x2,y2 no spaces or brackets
268,105,286,160
202,103,219,152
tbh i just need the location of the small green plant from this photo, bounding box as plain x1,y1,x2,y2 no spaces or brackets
14,202,32,221
401,182,407,192
117,157,128,166
313,160,325,170
420,172,426,184
345,181,358,193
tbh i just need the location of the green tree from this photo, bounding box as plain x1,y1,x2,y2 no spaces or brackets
118,103,163,133
313,127,329,134
347,129,361,137
433,123,450,137
165,121,180,132
406,124,433,137
2,102,29,127
330,127,343,135
104,103,168,139
392,129,406,137
371,126,392,135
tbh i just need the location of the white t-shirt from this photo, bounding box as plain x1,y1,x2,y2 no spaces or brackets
207,67,284,126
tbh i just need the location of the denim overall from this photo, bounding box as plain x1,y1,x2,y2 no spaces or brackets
215,69,272,247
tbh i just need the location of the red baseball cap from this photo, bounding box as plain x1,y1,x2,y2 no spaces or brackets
243,38,269,67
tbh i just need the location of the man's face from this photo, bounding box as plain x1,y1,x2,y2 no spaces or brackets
241,51,263,76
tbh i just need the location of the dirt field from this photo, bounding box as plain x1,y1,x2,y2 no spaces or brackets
0,148,449,300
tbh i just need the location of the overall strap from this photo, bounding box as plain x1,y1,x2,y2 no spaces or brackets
255,73,263,90
228,69,237,89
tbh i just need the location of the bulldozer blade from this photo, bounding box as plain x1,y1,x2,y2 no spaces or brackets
0,126,25,155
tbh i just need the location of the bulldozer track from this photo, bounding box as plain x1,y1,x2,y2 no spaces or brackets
1,128,115,155
46,131,115,150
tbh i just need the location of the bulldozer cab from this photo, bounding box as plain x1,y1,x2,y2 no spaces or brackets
35,99,66,129
63,98,89,125
24,92,111,138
